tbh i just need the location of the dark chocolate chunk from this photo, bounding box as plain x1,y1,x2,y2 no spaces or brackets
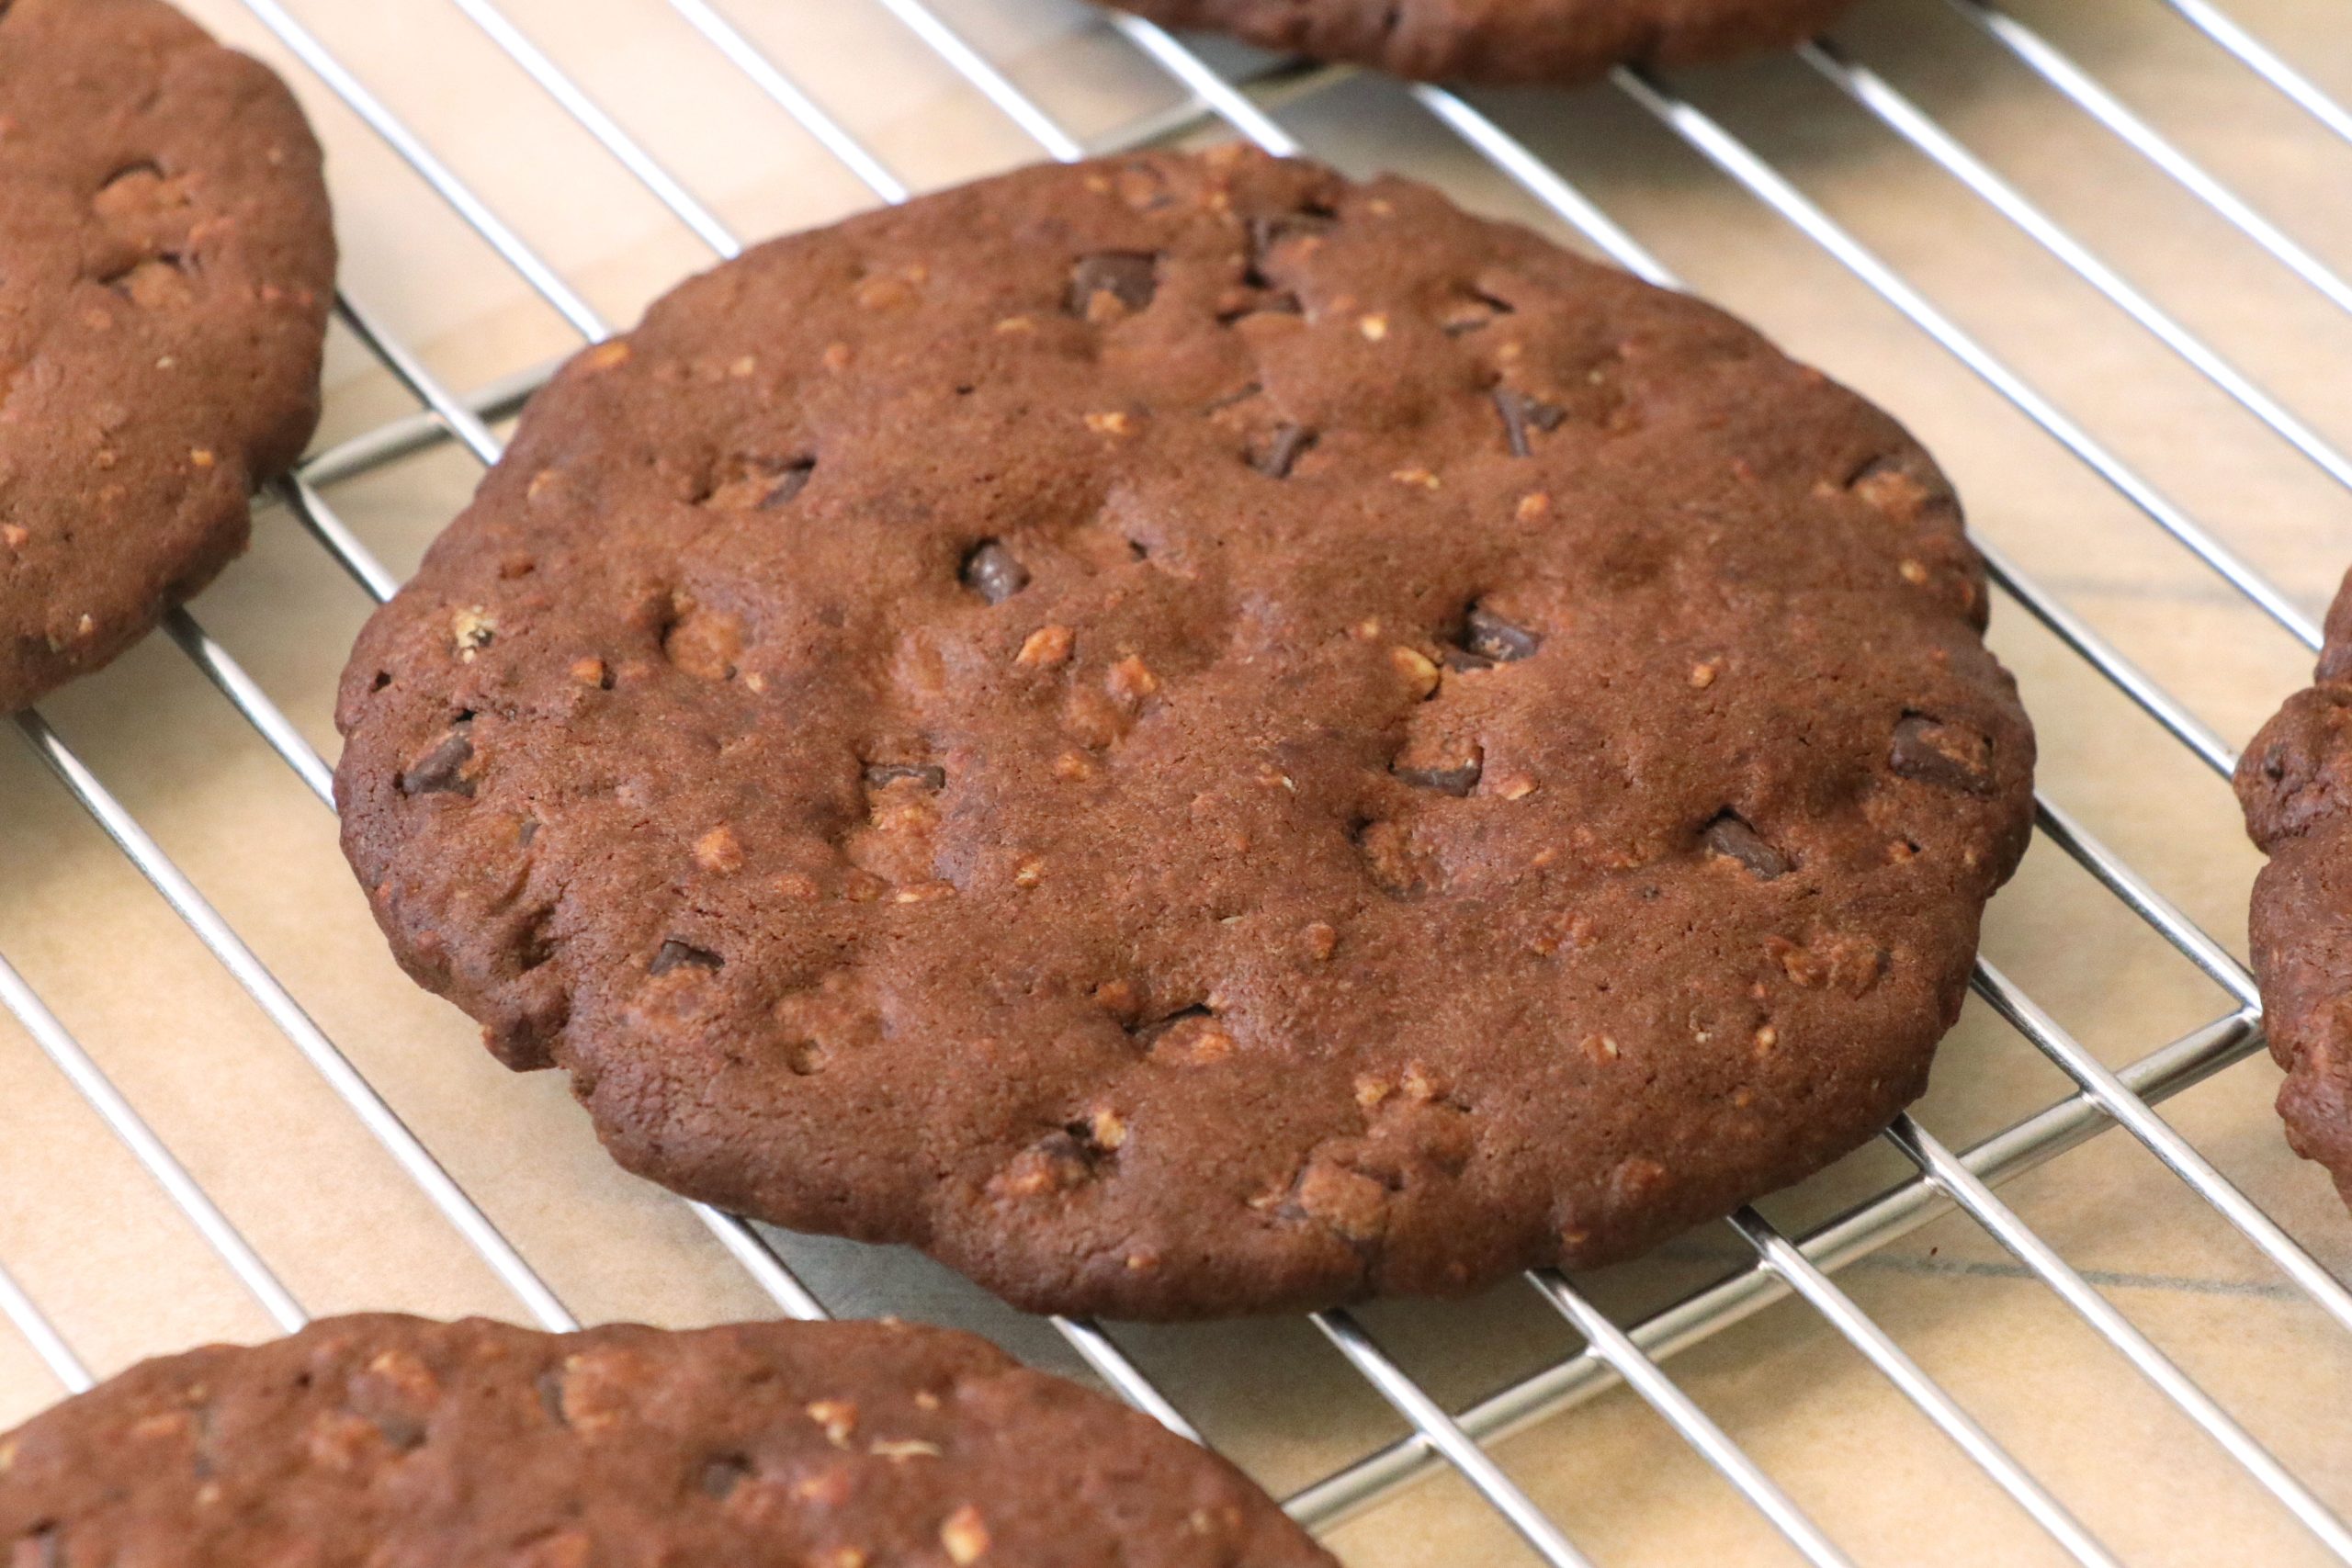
1249,423,1316,479
1493,388,1567,458
1702,811,1791,879
960,540,1030,604
1393,758,1482,796
1460,604,1541,664
649,939,723,976
1068,252,1159,317
1890,714,1994,795
398,725,477,798
864,762,947,790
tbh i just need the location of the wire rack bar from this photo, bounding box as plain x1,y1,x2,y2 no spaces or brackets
2030,798,2256,1005
1726,1205,2121,1568
1972,962,2352,1332
1528,1270,1856,1566
1311,1308,1597,1567
663,0,910,202
0,953,307,1334
1801,37,2352,498
1951,0,2352,322
2155,0,2352,149
871,0,1087,163
1885,1114,2352,1561
0,1262,89,1396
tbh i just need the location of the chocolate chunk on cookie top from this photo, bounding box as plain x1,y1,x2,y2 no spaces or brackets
1092,0,1853,85
0,1315,1333,1566
335,149,2033,1319
0,0,335,710
2236,568,2352,1212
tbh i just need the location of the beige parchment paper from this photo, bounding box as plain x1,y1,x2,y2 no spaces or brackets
3,1,2350,1562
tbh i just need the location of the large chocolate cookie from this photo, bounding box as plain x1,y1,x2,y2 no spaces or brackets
2235,570,2352,1212
0,0,334,711
0,1314,1331,1566
1094,0,1850,85
335,149,2033,1320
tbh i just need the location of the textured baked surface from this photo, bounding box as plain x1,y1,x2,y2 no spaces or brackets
335,149,2033,1320
1093,0,1850,85
0,1314,1330,1566
0,0,334,711
2235,570,2352,1212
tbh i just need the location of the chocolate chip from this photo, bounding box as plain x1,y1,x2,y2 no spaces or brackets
1890,713,1994,795
1218,290,1303,326
1441,288,1514,336
960,540,1029,604
699,1453,752,1499
863,762,946,790
398,723,477,798
1067,252,1159,317
1249,423,1317,479
370,1412,429,1453
1702,811,1791,879
1244,211,1333,287
1456,603,1541,665
650,939,723,976
700,455,814,511
1493,388,1566,458
1393,758,1482,796
535,1368,568,1427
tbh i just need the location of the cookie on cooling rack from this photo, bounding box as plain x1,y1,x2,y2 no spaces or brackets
1092,0,1851,85
0,0,335,711
334,147,2033,1320
0,1314,1331,1566
2235,573,2352,1213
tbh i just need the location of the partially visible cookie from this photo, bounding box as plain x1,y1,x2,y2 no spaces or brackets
0,1314,1333,1567
335,148,2032,1321
1093,0,1851,85
0,0,335,711
2235,570,2352,1211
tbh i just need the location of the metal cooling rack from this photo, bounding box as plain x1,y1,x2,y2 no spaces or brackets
2,2,2349,1563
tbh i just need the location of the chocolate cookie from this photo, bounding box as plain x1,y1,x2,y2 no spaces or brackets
1093,0,1851,85
334,148,2033,1320
0,0,334,711
2235,570,2352,1212
0,1314,1331,1566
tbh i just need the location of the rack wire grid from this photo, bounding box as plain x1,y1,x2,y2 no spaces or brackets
2,1,2349,1563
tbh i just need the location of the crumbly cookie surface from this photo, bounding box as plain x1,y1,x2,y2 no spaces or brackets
0,0,334,710
1094,0,1851,85
336,149,2033,1319
0,1314,1332,1566
2236,571,2352,1212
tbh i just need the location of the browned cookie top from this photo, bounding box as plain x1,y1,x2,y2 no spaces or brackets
2235,572,2352,1211
0,1314,1331,1566
334,149,2032,1320
1094,0,1851,84
0,0,334,711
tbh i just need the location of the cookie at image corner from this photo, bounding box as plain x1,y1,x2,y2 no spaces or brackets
2235,566,2352,1215
334,145,2034,1321
1091,0,1852,85
0,1314,1334,1565
0,0,336,712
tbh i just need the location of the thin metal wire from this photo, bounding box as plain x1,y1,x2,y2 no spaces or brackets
1885,1114,2352,1562
336,295,506,468
0,1261,89,1394
1528,1271,1857,1567
1802,36,2352,498
663,0,911,202
1726,1207,2122,1568
1950,0,2352,322
11,709,578,1334
2031,797,2256,1005
1104,14,1306,155
0,953,308,1334
2154,0,2352,150
278,473,401,604
1973,962,2352,1331
160,610,335,804
871,0,1087,162
1610,62,2324,650
447,0,743,257
1311,1308,1598,1567
234,0,606,341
